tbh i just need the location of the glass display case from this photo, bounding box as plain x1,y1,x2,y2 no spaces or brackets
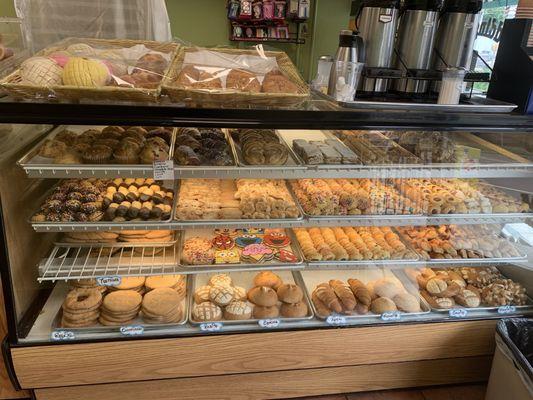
0,94,532,399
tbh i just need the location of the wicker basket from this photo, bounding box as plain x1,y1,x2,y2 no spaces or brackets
0,38,179,103
161,46,310,107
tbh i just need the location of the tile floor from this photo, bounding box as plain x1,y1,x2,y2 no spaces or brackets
288,383,486,400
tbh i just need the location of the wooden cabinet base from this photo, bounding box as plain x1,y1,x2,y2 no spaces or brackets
34,356,491,400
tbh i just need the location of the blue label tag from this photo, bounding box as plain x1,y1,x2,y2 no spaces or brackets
449,308,468,318
120,325,144,336
51,330,76,341
258,319,280,328
381,311,401,321
96,276,121,287
200,322,223,332
326,315,346,325
497,305,516,314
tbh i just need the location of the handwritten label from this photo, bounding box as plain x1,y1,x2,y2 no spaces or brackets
449,308,468,318
51,330,76,341
153,160,174,180
120,325,144,336
381,311,402,321
326,315,346,325
96,276,122,287
200,322,223,332
258,319,280,328
498,305,516,314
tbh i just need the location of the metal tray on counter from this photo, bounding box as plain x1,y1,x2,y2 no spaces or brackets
397,267,533,316
30,179,178,232
300,269,431,321
316,91,518,113
188,270,313,326
51,277,190,335
18,125,177,178
228,128,306,170
179,228,304,272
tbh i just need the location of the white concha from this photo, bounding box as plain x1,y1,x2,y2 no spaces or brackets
20,57,63,86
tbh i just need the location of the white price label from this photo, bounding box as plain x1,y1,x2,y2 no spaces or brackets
449,308,468,318
96,276,121,287
51,330,76,341
153,160,174,180
200,322,223,332
326,315,346,325
258,319,280,328
498,305,516,314
381,311,401,321
120,325,144,336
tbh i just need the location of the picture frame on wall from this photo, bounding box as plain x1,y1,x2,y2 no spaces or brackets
277,25,289,39
256,28,267,38
274,1,287,20
252,1,263,20
268,26,278,38
233,25,244,38
263,0,275,20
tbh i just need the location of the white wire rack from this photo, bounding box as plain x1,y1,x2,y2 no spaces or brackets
38,242,180,282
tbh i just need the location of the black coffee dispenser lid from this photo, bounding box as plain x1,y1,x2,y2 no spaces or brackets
360,0,400,8
403,0,444,11
338,30,360,47
442,0,482,13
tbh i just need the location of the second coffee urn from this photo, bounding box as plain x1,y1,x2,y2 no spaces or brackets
393,0,444,94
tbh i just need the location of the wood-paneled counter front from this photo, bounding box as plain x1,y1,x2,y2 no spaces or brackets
10,320,497,399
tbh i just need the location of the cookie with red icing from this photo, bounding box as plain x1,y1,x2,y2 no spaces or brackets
212,234,234,250
264,231,291,248
276,249,298,263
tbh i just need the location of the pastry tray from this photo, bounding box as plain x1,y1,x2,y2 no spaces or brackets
395,227,529,265
397,268,533,315
51,276,190,335
18,125,177,178
39,233,180,282
188,270,314,326
297,228,421,268
173,128,238,168
300,269,431,321
179,228,305,271
173,179,305,227
30,179,178,232
277,129,363,170
228,129,306,169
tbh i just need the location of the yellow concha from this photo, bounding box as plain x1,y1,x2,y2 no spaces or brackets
62,57,110,87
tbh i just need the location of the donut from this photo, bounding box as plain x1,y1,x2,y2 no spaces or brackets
62,288,102,312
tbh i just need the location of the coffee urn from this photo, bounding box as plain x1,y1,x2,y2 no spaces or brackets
354,0,400,93
393,0,444,94
431,0,482,90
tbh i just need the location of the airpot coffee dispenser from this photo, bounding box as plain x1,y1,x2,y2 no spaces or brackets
353,0,400,93
393,0,444,94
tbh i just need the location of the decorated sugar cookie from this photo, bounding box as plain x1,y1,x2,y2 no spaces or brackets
215,249,240,264
276,249,298,263
264,231,291,248
235,234,262,248
241,243,274,263
214,228,239,237
212,234,234,250
241,228,264,235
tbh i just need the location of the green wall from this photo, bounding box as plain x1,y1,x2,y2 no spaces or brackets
0,0,351,80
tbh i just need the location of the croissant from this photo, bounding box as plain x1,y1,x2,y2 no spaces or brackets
329,279,356,312
347,278,372,306
314,283,342,313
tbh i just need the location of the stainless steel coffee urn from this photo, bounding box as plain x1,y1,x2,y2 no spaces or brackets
354,0,400,93
431,0,482,90
393,0,444,94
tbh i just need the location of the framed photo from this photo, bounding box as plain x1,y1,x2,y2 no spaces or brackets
268,27,278,38
277,26,289,39
245,26,255,38
274,1,287,20
256,28,267,38
252,1,263,20
233,25,244,38
263,0,274,19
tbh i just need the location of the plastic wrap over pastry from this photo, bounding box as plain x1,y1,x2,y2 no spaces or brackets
0,37,177,101
163,45,309,106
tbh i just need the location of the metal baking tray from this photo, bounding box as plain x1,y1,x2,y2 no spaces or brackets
173,179,305,227
300,269,430,321
294,227,421,268
397,268,533,315
179,228,304,271
228,129,305,169
173,128,238,168
395,226,528,264
51,276,190,334
30,179,178,232
39,233,180,282
277,129,363,170
315,91,518,113
188,270,313,326
18,125,177,178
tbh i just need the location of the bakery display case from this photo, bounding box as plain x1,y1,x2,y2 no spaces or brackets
0,95,532,400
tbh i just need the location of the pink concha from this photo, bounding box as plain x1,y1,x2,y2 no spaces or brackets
48,53,70,68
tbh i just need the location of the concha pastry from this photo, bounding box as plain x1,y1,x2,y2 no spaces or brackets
62,57,110,87
20,57,63,86
66,43,97,56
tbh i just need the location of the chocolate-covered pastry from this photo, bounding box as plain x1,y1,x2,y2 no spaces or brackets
174,128,233,166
